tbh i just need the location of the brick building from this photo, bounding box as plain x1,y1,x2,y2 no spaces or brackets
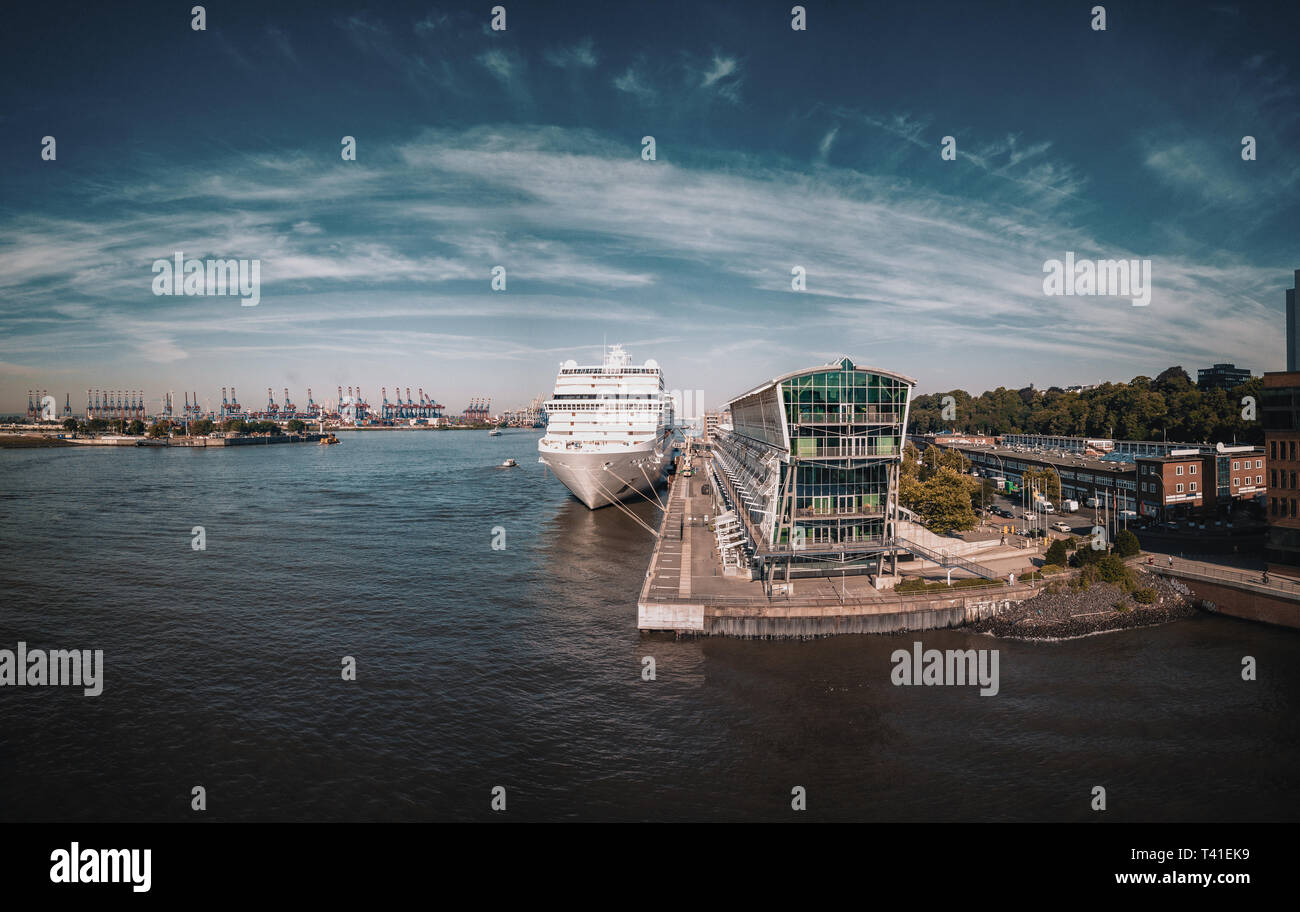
1136,451,1212,520
1264,370,1300,574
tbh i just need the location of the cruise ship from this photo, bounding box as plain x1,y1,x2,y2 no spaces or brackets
538,345,677,509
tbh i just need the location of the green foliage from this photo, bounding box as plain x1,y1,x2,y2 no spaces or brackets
1076,563,1101,588
1133,587,1157,604
1044,538,1068,566
286,419,306,434
900,466,979,535
189,418,214,436
907,372,1263,444
222,418,281,435
896,577,1004,593
1113,528,1141,558
62,418,78,432
1070,544,1105,567
127,419,145,435
1096,554,1129,584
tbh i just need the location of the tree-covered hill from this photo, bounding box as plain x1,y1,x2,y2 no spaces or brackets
907,367,1262,444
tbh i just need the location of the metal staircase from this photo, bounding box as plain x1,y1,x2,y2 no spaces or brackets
893,536,1002,580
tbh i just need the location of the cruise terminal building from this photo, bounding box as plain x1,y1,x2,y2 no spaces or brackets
709,357,915,582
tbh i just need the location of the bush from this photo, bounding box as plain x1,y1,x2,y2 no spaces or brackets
1096,554,1129,584
1070,544,1106,567
1113,599,1130,613
1133,587,1157,604
1114,528,1141,558
1044,539,1068,566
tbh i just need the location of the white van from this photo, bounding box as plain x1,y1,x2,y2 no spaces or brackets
1086,496,1099,508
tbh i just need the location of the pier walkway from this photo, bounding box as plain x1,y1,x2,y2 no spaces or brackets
638,449,1039,636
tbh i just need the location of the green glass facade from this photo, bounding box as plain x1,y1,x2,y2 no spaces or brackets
714,358,914,567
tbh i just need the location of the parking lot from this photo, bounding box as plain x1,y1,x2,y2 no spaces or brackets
977,492,1115,538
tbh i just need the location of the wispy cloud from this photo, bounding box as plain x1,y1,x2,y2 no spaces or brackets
614,66,656,101
698,54,742,102
544,37,598,69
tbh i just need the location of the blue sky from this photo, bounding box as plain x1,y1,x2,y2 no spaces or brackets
1,0,1297,415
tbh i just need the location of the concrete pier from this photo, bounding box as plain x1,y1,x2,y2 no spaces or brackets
638,449,1039,637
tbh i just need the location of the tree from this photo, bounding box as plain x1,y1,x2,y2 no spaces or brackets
1044,538,1068,567
1070,544,1105,567
902,441,922,478
1154,366,1193,394
906,367,1262,445
128,419,145,435
920,445,943,480
1113,528,1140,558
222,418,247,435
62,418,78,432
189,419,214,436
903,467,979,535
1096,554,1129,584
972,478,997,512
286,419,306,434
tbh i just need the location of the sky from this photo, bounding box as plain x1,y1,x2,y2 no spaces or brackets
1,0,1298,415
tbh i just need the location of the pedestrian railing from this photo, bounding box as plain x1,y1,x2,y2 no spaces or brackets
1151,558,1300,597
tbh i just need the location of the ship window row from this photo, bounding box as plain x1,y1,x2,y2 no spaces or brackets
559,368,659,376
549,394,662,400
546,405,668,413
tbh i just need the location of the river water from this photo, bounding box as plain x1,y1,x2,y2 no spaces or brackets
1,430,1297,821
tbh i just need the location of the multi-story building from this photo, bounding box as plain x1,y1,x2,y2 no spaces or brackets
703,411,722,441
1264,370,1300,574
710,357,914,579
1136,451,1210,520
1219,446,1266,502
1136,445,1264,521
1197,363,1253,390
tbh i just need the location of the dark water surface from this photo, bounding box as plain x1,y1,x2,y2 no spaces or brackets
1,431,1297,821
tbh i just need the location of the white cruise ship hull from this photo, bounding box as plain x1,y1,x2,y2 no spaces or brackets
539,442,672,509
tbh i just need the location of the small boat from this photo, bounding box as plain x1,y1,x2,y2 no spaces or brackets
319,435,340,445
501,458,517,467
488,428,502,436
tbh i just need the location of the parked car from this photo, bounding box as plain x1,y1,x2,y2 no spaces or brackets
1052,521,1071,533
